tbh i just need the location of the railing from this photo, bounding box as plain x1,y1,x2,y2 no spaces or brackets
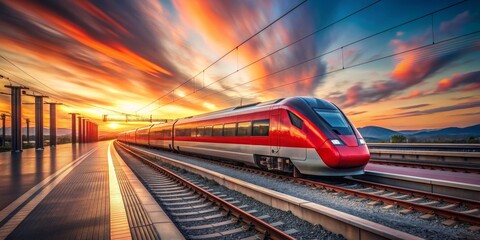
368,147,480,167
368,143,480,152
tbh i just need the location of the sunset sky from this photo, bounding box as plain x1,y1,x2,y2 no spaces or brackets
0,0,479,133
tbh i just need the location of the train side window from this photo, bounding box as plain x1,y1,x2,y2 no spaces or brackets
252,119,269,136
204,126,213,136
166,129,172,137
196,127,205,137
237,121,252,136
213,124,223,136
191,128,197,137
288,111,303,129
176,128,191,137
224,123,236,136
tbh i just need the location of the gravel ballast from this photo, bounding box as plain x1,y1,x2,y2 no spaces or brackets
130,145,478,240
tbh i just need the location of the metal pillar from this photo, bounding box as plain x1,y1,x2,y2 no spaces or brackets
5,85,28,152
34,96,44,150
70,114,77,144
1,114,6,148
88,122,91,142
47,103,57,147
78,116,82,143
26,118,30,144
86,121,90,142
95,124,98,142
82,119,86,143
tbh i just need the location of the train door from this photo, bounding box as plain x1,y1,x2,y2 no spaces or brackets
270,106,280,156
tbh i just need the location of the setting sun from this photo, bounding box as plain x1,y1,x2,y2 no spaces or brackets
108,123,120,129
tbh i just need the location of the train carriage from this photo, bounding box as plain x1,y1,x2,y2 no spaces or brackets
135,126,152,146
149,122,175,150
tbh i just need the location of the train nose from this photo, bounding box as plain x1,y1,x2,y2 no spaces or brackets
318,139,370,168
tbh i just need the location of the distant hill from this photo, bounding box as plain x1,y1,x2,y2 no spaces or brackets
358,124,480,142
398,129,435,135
357,126,400,140
413,124,480,137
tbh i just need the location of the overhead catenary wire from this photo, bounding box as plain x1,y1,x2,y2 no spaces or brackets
139,0,385,113
0,63,126,117
144,0,471,113
150,28,480,114
134,0,310,114
0,55,65,97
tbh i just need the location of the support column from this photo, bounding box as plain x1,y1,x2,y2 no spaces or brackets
70,114,77,144
78,116,82,143
89,121,92,142
87,121,91,142
1,114,6,149
34,96,44,150
26,118,30,145
82,119,86,143
5,85,28,152
48,103,57,147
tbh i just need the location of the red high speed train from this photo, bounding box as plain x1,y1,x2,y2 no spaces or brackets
118,97,370,176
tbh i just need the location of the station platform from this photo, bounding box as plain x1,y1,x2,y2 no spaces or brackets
0,141,183,239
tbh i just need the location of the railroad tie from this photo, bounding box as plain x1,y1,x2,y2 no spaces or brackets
438,203,458,210
461,209,479,215
405,197,424,202
380,192,397,197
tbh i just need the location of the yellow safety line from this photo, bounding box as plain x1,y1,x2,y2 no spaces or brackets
108,143,132,240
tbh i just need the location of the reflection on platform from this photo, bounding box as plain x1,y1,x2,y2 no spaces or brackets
0,143,99,210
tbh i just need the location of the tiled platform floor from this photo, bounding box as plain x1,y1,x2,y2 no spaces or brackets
0,141,182,240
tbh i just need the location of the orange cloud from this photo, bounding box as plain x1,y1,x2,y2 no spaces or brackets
462,83,480,91
3,1,172,77
434,71,480,93
174,0,275,93
73,0,130,35
396,90,429,100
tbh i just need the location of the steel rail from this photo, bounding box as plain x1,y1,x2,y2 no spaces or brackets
294,178,480,226
346,178,479,207
115,142,295,240
269,173,480,226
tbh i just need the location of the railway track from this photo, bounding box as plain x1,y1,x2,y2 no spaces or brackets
118,143,480,229
369,159,480,174
116,141,424,240
116,142,299,240
240,166,480,227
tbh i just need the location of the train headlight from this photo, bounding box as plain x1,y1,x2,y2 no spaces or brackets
331,139,343,145
358,138,366,145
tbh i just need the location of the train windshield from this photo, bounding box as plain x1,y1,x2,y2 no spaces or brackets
313,109,353,135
